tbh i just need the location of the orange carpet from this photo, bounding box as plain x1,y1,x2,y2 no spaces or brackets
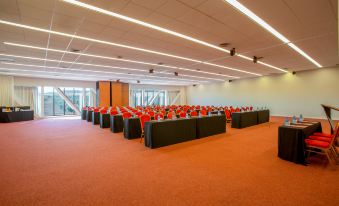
0,117,338,206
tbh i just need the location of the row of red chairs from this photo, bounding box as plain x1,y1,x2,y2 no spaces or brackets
304,122,339,165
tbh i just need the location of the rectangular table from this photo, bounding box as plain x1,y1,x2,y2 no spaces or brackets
123,117,142,139
110,115,123,133
92,112,100,125
86,110,93,122
81,109,87,120
278,122,322,164
0,111,34,123
257,110,270,124
231,111,258,128
195,115,226,138
100,113,110,128
144,118,197,148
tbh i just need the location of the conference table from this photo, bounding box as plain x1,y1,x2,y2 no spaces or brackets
86,110,93,122
144,115,226,148
231,110,269,128
92,112,100,125
110,115,124,133
0,110,34,123
81,109,87,120
124,117,142,139
278,121,322,164
100,113,110,128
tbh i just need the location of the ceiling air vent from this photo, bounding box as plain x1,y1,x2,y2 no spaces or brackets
219,43,230,47
0,57,15,62
70,48,81,53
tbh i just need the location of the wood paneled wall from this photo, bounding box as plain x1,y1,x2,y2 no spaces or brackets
96,81,129,107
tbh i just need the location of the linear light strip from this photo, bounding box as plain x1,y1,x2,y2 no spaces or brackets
0,53,216,82
3,42,234,80
0,66,195,85
62,0,285,73
0,20,258,76
1,62,207,83
224,0,322,68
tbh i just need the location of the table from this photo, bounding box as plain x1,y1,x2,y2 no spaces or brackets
144,118,197,148
110,115,123,133
92,112,100,125
195,115,226,138
123,118,142,139
210,110,225,115
231,111,258,128
278,122,322,164
81,109,87,120
257,110,270,124
100,113,110,128
0,111,34,123
86,110,93,122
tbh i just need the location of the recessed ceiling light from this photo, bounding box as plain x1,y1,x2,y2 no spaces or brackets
61,0,285,73
0,20,262,76
224,0,322,68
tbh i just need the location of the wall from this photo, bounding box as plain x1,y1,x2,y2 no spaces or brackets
186,67,339,119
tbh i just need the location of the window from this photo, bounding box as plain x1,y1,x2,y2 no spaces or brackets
130,89,167,107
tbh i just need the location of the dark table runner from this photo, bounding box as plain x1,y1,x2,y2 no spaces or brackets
231,111,258,128
144,118,197,148
110,115,123,133
86,110,93,122
195,115,226,138
100,113,110,128
124,117,142,139
81,109,87,120
257,110,270,124
92,112,100,125
0,111,34,123
278,122,322,164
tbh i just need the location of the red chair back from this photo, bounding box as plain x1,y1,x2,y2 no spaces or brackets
200,110,207,116
122,112,132,119
235,108,241,112
190,110,198,117
225,109,231,119
148,111,155,117
93,108,100,112
167,112,174,119
110,110,118,115
140,114,151,129
179,112,186,118
100,110,107,114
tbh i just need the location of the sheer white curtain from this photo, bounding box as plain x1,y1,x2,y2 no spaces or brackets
13,86,39,115
0,75,14,106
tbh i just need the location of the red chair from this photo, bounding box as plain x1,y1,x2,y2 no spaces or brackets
190,110,198,117
134,111,142,117
200,110,207,116
110,110,118,115
154,113,164,120
140,114,151,142
235,108,241,112
225,109,231,122
176,109,182,114
179,111,186,118
307,123,339,142
93,108,100,112
305,123,339,165
122,112,132,119
148,111,155,117
167,111,174,119
100,109,107,114
250,106,253,111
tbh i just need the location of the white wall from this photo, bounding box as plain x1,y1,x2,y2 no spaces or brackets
186,67,339,119
14,76,96,88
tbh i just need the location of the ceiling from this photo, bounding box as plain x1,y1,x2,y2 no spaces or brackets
0,0,337,85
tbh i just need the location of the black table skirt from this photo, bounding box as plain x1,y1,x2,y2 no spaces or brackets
0,111,34,123
231,111,258,128
144,118,197,148
110,115,123,133
100,113,110,128
124,118,142,139
278,123,322,164
195,115,226,138
81,109,87,120
92,112,100,125
86,110,93,122
257,110,270,124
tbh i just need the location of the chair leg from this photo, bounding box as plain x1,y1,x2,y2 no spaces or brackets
325,150,335,166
